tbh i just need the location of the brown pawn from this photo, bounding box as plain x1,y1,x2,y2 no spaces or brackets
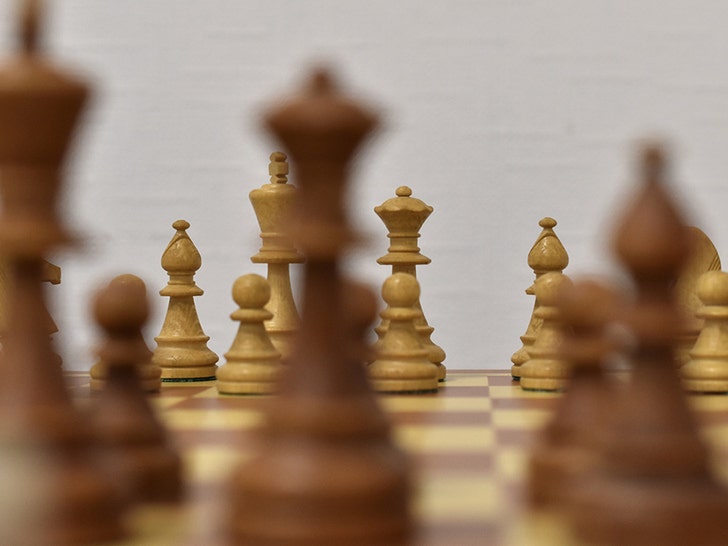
375,186,446,381
511,217,569,379
368,272,439,393
570,144,728,546
519,272,571,392
216,274,282,394
682,270,728,392
249,152,304,359
90,274,183,504
152,219,219,381
528,278,621,507
228,68,412,545
0,2,125,543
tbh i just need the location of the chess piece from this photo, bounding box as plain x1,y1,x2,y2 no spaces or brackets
674,227,721,366
528,278,621,507
249,152,304,358
519,271,571,392
511,218,569,379
368,273,439,393
0,257,62,365
0,2,125,542
375,186,446,381
152,219,219,381
570,144,728,546
228,68,412,545
682,270,728,392
90,274,183,503
216,273,282,394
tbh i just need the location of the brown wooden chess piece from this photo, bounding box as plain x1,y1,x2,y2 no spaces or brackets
90,274,183,504
152,219,219,381
0,1,125,542
682,270,728,392
375,186,446,381
511,218,569,379
228,68,412,545
528,278,621,507
570,144,728,546
249,152,304,359
216,273,283,394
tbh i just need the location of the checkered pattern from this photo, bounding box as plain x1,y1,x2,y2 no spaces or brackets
67,371,728,546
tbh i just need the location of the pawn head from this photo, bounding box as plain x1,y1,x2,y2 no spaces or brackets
232,273,270,309
94,274,149,332
382,272,419,308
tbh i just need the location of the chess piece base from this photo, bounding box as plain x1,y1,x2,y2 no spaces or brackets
572,474,728,546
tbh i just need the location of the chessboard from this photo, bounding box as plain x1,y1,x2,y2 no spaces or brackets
65,370,728,546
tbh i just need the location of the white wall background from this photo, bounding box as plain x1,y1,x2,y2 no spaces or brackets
1,1,728,371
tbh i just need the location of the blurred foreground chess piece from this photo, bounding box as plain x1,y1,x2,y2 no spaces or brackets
228,68,412,545
152,219,218,381
511,218,569,379
375,186,446,380
216,274,282,394
528,279,621,507
249,152,304,359
682,270,728,392
519,271,571,392
369,273,439,393
90,274,183,504
570,144,728,546
674,226,721,366
0,258,61,364
0,1,125,542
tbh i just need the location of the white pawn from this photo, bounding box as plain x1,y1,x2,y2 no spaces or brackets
368,273,439,393
682,270,728,393
216,274,282,395
520,271,572,392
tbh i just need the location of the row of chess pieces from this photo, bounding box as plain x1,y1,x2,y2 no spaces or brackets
84,151,449,397
0,2,417,543
508,146,728,545
510,213,728,394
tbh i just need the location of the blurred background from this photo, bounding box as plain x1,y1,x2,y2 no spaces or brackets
1,0,727,371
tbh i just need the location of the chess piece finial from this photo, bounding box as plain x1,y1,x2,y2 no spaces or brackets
229,67,411,545
374,185,446,380
249,152,304,358
570,142,728,546
682,270,728,392
152,219,218,381
216,274,282,394
92,274,183,503
19,0,41,54
519,271,572,391
369,272,439,393
511,217,569,378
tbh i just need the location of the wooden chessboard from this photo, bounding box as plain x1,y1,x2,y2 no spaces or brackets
67,370,728,546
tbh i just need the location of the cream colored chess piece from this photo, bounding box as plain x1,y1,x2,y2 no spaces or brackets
152,220,219,381
519,271,572,391
249,152,304,359
216,274,282,394
368,272,439,393
511,217,569,379
375,186,446,381
674,227,721,366
682,270,728,392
